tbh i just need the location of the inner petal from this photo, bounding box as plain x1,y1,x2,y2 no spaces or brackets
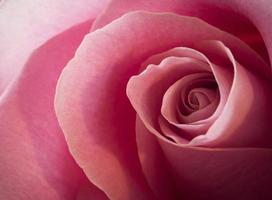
142,47,233,127
127,56,210,138
190,40,272,147
177,92,220,124
189,88,217,108
128,46,233,144
188,89,212,109
180,78,218,116
161,73,219,125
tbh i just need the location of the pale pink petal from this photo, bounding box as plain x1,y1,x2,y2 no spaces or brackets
0,21,108,200
0,0,108,94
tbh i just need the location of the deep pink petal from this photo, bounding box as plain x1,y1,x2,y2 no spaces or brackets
221,0,272,67
0,0,108,94
136,116,182,199
77,179,109,200
160,137,272,199
0,21,107,200
92,0,269,63
137,116,272,199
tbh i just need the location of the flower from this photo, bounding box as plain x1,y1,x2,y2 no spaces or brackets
1,0,272,200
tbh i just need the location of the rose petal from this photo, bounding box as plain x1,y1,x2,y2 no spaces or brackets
161,73,218,124
0,21,107,199
92,0,269,63
0,0,108,94
143,47,232,129
54,11,228,199
128,56,210,140
158,116,190,144
54,12,166,200
55,11,271,199
222,0,272,66
137,116,272,199
77,179,109,200
190,40,272,147
160,135,272,199
128,44,233,143
136,116,182,199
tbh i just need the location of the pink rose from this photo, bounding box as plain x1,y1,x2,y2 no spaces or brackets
1,0,272,200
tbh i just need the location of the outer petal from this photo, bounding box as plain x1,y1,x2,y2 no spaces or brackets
0,21,107,200
224,0,272,67
0,0,109,94
135,116,181,199
92,0,269,63
137,117,272,199
55,12,162,200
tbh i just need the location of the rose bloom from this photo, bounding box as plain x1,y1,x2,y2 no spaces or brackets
1,0,272,199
